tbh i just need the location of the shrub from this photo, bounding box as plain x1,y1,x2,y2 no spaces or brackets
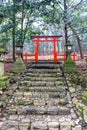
63,56,78,74
70,75,79,84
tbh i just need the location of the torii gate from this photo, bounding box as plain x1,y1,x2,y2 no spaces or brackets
31,35,62,63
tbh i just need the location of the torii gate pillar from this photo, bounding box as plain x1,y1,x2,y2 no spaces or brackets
54,38,57,63
35,38,39,63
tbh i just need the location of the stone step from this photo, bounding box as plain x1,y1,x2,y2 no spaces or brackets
5,106,70,116
13,97,68,106
33,82,57,87
35,92,63,98
18,87,66,94
27,60,56,65
26,69,61,73
13,91,65,98
18,80,63,87
31,121,81,130
26,106,70,115
0,118,82,130
19,85,66,93
24,73,62,77
28,87,64,92
30,82,55,86
20,77,62,82
30,64,59,69
0,61,82,130
19,81,55,86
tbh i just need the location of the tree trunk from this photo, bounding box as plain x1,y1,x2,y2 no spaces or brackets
76,36,84,59
64,0,68,59
69,24,84,59
20,0,24,59
21,0,24,46
12,2,16,61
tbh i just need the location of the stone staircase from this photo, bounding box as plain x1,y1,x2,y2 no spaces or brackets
0,61,82,130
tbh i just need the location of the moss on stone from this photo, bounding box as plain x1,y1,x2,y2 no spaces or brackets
55,81,63,86
0,81,9,88
19,86,28,92
57,73,62,77
53,69,61,73
57,77,62,81
69,87,75,93
14,98,33,105
59,98,68,105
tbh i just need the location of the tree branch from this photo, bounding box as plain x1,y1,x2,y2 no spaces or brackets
70,0,83,10
56,1,64,11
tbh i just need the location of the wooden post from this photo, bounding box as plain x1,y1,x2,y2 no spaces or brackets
35,38,39,63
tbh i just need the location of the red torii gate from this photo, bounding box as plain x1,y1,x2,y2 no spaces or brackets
31,35,62,63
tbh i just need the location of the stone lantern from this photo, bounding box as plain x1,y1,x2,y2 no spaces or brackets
11,44,26,73
65,41,73,58
15,45,23,56
0,44,7,77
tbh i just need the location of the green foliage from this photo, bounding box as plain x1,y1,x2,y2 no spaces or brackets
0,81,6,88
70,75,79,84
0,48,6,52
83,92,87,100
70,75,87,88
0,23,14,33
0,76,9,81
0,0,43,49
63,56,78,74
81,77,87,88
0,76,9,88
78,104,83,111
